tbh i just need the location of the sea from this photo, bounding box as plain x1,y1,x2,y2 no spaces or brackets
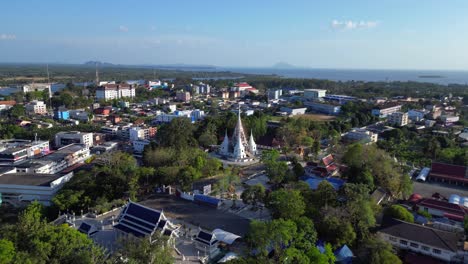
219,68,468,86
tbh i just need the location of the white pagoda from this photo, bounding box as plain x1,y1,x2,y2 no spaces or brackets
219,107,257,162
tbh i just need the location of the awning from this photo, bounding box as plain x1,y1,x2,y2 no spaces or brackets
213,229,241,245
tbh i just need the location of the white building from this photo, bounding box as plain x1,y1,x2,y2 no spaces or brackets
0,139,50,163
379,219,464,263
0,172,74,206
55,131,93,148
279,107,307,116
388,112,409,126
133,139,150,153
268,89,283,100
25,100,47,114
371,104,402,118
96,84,135,101
304,89,327,100
22,83,52,98
343,128,378,144
304,101,341,115
408,109,429,121
129,127,156,142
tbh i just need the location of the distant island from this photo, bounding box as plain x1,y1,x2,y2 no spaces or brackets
418,75,445,78
272,62,296,69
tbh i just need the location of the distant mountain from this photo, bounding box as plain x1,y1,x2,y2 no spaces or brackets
272,62,296,69
83,61,115,67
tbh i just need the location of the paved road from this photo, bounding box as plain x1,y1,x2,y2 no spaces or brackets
412,180,468,199
140,195,251,236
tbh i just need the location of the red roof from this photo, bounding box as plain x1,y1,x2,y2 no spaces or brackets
430,162,467,179
418,198,467,219
0,100,16,106
322,154,334,166
236,82,251,87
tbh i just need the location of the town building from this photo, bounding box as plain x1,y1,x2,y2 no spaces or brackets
40,143,90,172
416,198,467,222
55,131,94,148
22,83,52,98
268,89,283,100
323,94,357,105
304,89,327,100
96,84,136,101
54,107,69,120
304,101,341,115
0,171,74,206
379,218,464,263
114,201,179,242
176,91,191,102
279,107,307,116
408,109,429,121
343,128,378,144
25,100,47,115
133,139,150,153
68,110,91,122
427,162,468,186
0,139,50,163
0,101,16,111
129,127,157,142
388,112,409,126
218,108,257,162
371,104,402,118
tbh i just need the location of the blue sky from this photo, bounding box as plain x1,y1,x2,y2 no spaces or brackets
1,0,468,69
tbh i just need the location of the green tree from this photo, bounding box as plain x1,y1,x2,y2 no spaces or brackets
267,189,305,219
315,181,337,209
112,234,173,264
0,239,15,264
357,237,402,264
241,184,266,207
384,205,414,223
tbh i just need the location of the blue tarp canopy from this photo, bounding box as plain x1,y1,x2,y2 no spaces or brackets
335,245,354,264
303,176,345,190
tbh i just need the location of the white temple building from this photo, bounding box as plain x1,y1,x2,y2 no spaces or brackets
219,108,257,162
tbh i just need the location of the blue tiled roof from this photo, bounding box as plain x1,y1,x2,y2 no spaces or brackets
114,223,146,237
78,222,91,234
125,202,161,225
335,245,353,264
197,230,214,242
123,215,156,230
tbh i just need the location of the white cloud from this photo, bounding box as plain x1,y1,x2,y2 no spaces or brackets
119,25,129,32
0,34,16,40
331,20,378,30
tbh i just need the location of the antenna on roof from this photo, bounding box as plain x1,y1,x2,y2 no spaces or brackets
46,64,52,109
95,62,99,85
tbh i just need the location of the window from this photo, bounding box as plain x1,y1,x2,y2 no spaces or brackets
433,249,441,254
389,236,397,242
422,246,430,251
410,242,419,248
400,240,408,245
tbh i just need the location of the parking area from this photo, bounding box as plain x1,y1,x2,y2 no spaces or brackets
140,195,251,236
412,180,468,199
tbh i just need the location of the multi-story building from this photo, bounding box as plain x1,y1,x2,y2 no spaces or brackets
388,112,408,126
0,139,50,163
22,83,52,98
408,109,429,121
96,84,135,101
304,101,341,115
176,91,191,102
323,94,357,105
55,131,94,148
129,127,157,142
279,107,307,116
25,100,47,115
343,128,378,144
268,89,283,100
304,89,327,100
133,139,151,153
41,144,90,171
371,104,402,118
69,110,91,122
54,107,69,120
